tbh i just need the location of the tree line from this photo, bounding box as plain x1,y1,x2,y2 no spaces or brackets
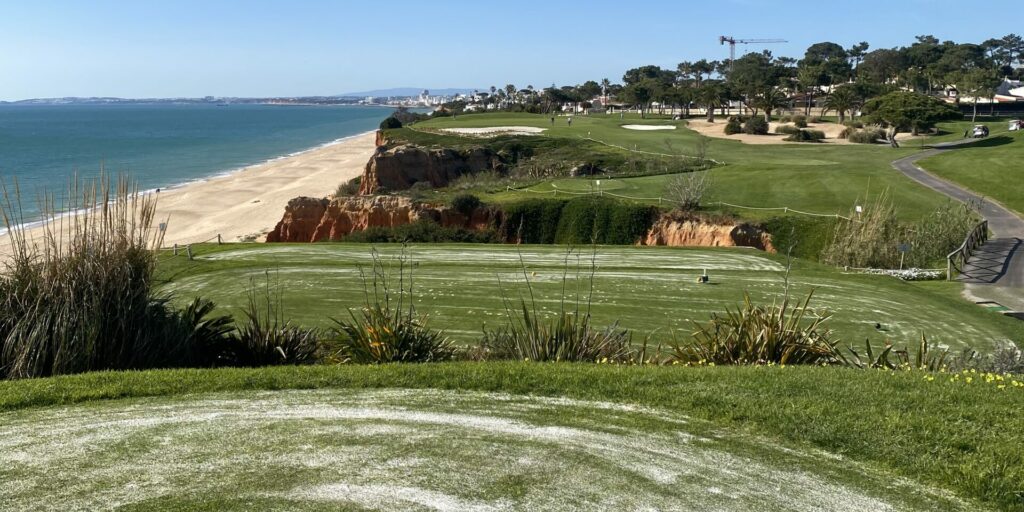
447,34,1023,125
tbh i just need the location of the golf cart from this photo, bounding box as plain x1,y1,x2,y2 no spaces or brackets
1010,119,1022,131
971,124,990,138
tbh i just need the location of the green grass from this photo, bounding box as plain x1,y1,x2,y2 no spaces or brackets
154,243,1023,352
919,128,1024,218
1,363,1021,510
406,113,958,222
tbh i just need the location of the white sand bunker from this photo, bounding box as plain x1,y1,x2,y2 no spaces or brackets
622,124,677,131
0,388,980,511
441,126,546,137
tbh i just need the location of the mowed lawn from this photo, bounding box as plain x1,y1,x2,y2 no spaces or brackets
919,128,1024,218
1,364,1020,511
412,113,955,221
156,243,1023,351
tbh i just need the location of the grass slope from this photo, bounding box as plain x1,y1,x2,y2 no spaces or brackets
155,243,1023,351
1,364,1020,510
407,113,955,222
919,129,1024,218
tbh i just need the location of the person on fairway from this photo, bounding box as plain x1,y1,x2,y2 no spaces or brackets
567,116,573,127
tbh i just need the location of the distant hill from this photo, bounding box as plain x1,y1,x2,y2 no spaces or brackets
336,87,479,98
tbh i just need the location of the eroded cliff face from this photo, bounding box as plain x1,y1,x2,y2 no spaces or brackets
641,216,774,252
268,195,773,251
266,195,497,242
358,144,503,194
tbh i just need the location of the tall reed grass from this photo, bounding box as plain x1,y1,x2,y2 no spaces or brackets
0,176,229,378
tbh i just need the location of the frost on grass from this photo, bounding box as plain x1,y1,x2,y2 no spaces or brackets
0,389,983,511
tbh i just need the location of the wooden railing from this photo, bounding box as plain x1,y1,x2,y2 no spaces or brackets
947,220,989,281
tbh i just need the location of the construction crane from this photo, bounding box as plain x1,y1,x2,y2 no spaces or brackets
719,36,787,70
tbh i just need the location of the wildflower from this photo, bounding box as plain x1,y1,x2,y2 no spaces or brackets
966,377,973,384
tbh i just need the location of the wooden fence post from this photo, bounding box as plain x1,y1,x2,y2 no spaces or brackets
173,244,178,256
186,245,193,261
217,234,222,245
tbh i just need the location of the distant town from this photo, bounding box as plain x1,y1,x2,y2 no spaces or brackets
0,90,478,108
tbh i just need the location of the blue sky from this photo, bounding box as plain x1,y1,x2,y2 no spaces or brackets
1,0,1020,100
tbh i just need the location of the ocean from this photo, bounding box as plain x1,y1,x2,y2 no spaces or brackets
0,103,393,222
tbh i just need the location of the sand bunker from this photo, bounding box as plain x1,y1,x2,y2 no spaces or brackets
0,388,980,511
622,124,677,131
441,126,546,137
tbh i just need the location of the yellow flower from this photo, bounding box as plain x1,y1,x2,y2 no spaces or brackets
966,377,973,384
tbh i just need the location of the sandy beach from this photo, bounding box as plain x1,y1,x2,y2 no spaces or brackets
1,131,376,251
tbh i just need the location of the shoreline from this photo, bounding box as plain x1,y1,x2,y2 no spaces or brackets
1,130,377,251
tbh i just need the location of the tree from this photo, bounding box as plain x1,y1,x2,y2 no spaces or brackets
697,84,724,122
504,84,517,104
578,80,602,100
621,79,659,118
859,48,905,85
728,51,786,115
950,67,1002,121
751,86,789,123
600,78,611,104
801,42,852,87
862,91,961,142
797,64,823,116
847,41,870,77
822,85,857,124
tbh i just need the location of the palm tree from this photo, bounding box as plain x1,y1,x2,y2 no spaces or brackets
753,87,789,123
697,84,723,122
600,78,611,104
823,86,857,124
504,84,517,104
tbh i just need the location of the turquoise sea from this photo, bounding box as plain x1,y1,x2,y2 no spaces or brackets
0,104,392,222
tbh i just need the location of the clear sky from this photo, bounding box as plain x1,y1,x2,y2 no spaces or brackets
1,0,1020,100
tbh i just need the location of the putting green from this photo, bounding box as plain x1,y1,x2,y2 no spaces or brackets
156,244,1022,351
0,388,985,511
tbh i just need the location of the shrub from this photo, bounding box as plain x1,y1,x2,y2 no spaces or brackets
784,129,826,142
552,197,656,245
0,176,234,379
762,216,837,262
379,116,402,130
232,278,320,367
344,220,499,244
846,335,950,371
450,193,482,216
500,199,567,243
666,170,713,211
480,247,632,363
809,116,823,123
848,128,886,144
331,248,455,363
838,127,853,139
669,290,844,366
843,120,864,129
774,125,801,135
821,192,979,268
724,117,742,135
792,114,808,128
743,116,769,135
335,176,361,197
779,115,792,123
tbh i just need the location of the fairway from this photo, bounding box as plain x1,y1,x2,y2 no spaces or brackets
0,387,986,511
410,113,956,221
157,244,1022,351
919,129,1024,217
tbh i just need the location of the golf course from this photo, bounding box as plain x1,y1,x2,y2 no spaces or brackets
5,19,1024,511
157,243,1023,351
